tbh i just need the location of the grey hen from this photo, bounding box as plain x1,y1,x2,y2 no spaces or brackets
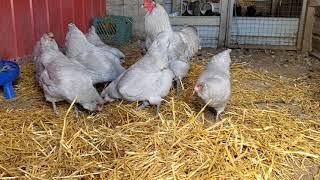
194,49,232,120
86,26,125,62
101,32,175,114
65,23,125,84
166,26,200,95
36,34,104,114
33,33,59,83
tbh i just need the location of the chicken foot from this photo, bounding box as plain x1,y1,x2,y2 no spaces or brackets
138,101,162,115
138,101,150,110
214,106,226,121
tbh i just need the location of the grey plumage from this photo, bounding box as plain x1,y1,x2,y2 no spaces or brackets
65,23,125,84
166,26,200,95
36,33,104,114
194,49,232,120
33,33,59,83
86,26,125,62
101,32,175,113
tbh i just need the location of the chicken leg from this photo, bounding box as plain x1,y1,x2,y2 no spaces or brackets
155,102,162,115
175,79,181,96
74,106,80,118
52,102,59,115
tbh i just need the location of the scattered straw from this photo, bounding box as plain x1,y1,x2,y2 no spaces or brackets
0,50,319,179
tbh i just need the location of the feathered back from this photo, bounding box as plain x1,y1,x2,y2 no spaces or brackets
208,49,232,73
179,26,200,58
65,23,94,58
145,3,172,41
86,26,105,46
137,31,173,69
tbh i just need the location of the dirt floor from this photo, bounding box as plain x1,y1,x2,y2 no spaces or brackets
0,42,319,178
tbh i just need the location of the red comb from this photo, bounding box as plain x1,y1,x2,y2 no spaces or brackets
144,0,155,12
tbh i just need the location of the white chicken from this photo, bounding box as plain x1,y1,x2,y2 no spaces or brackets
101,32,175,114
36,34,104,114
65,23,125,84
194,49,232,120
165,26,200,95
86,25,125,62
144,0,172,51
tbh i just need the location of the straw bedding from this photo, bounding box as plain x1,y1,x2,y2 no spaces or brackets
0,48,319,179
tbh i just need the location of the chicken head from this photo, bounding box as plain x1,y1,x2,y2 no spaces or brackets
144,0,156,12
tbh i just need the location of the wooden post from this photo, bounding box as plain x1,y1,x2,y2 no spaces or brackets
217,0,229,47
172,0,180,13
310,0,320,7
302,6,315,52
271,0,280,16
296,0,308,50
225,0,235,48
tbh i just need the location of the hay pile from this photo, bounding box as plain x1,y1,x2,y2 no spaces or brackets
0,51,319,179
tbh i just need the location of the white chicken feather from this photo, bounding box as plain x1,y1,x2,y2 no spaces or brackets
86,25,125,61
36,34,104,114
165,26,200,94
33,33,59,83
144,2,172,51
194,49,232,120
101,32,175,113
65,23,125,84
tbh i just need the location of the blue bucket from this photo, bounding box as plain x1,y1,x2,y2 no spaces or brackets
0,60,20,99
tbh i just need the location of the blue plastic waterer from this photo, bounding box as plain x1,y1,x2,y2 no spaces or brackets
0,60,20,99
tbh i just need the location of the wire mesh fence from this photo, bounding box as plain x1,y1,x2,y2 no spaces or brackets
230,0,303,47
164,0,304,48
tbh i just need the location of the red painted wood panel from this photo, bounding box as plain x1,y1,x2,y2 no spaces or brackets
48,0,64,46
13,0,34,57
85,0,95,26
61,0,75,47
32,0,50,44
0,0,17,58
0,0,104,59
74,0,86,32
100,0,105,15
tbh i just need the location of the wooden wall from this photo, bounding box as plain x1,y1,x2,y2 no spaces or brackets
0,0,104,60
312,7,320,58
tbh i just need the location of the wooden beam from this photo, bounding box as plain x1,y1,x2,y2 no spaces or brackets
171,0,179,13
228,44,298,50
296,0,308,50
217,0,229,48
226,0,235,47
271,0,280,16
314,17,320,36
169,16,220,26
302,7,315,52
310,0,320,7
312,35,320,52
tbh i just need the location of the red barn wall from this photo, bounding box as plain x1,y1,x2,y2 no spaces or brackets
0,0,105,60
